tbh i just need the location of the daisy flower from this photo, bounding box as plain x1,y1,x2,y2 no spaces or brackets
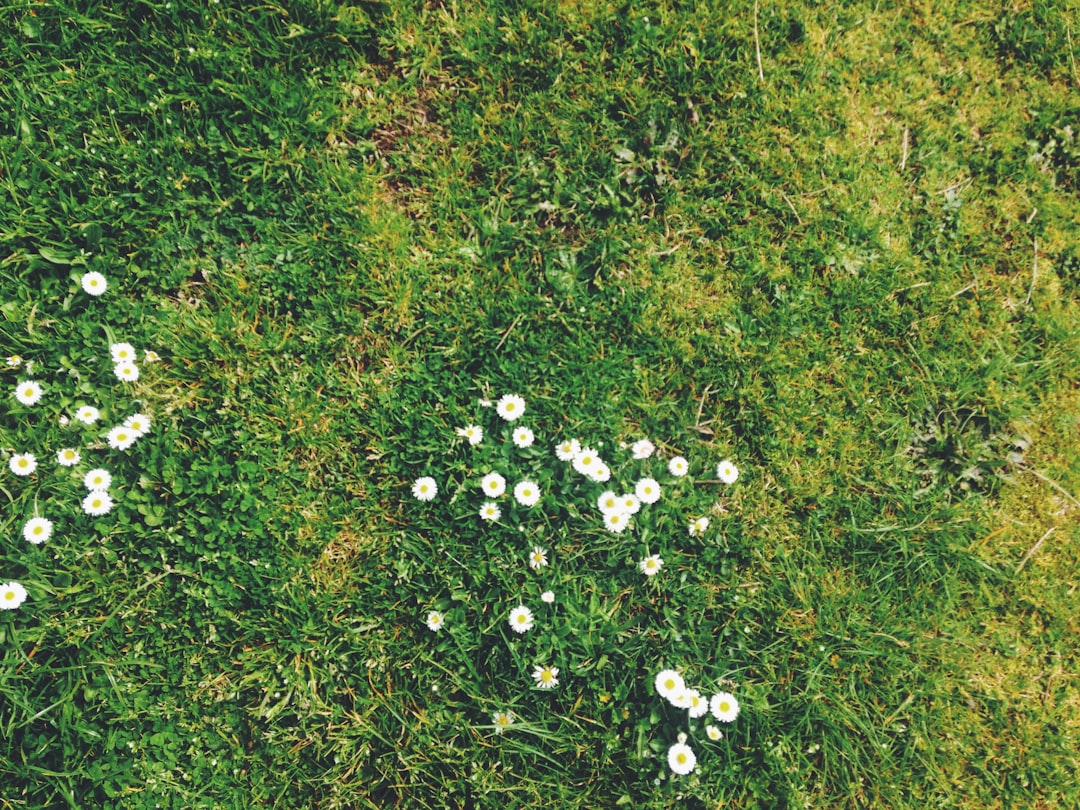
710,691,740,723
589,462,612,483
23,517,53,545
654,669,684,700
107,426,138,450
513,480,540,507
114,362,140,382
668,456,689,477
687,690,709,719
81,271,107,295
456,425,483,445
554,438,580,461
528,546,548,570
532,664,559,689
511,426,535,448
6,355,21,368
705,725,723,741
75,405,100,425
480,472,506,498
508,605,534,634
689,516,710,537
667,687,694,710
635,477,661,504
596,490,621,514
639,554,663,576
631,438,655,459
144,350,161,363
619,494,641,515
9,453,37,476
110,342,137,364
603,510,630,534
667,742,697,775
492,711,515,733
479,502,501,522
123,413,151,435
84,468,112,490
571,446,601,477
57,448,81,467
82,491,114,516
412,476,437,501
425,610,445,632
717,459,739,484
0,581,28,610
540,590,555,604
495,394,526,422
14,380,43,406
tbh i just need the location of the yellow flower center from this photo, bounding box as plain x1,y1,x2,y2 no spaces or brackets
720,702,730,713
517,615,527,624
664,679,675,690
540,670,552,682
17,459,28,468
4,591,14,601
677,753,687,765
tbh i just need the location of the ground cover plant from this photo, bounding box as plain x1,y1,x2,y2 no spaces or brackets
1,0,1078,807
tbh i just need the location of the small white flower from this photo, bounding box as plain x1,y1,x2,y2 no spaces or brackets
57,448,81,467
457,425,483,445
668,456,689,476
495,393,526,421
107,426,138,450
5,355,21,368
668,687,694,710
597,490,621,514
528,546,548,570
84,468,112,490
571,446,601,476
689,516,710,537
532,664,559,689
14,380,43,406
479,502,501,522
481,472,507,498
81,271,107,296
603,510,630,534
654,669,684,700
710,691,740,723
540,590,555,603
58,415,69,427
509,605,534,634
425,611,445,632
513,480,540,507
589,462,612,483
82,491,114,516
478,398,493,407
512,426,535,448
667,742,697,775
492,711,515,733
635,477,661,504
555,438,581,461
639,554,663,576
631,438,655,459
123,413,151,436
619,494,641,515
0,581,28,610
687,690,709,719
114,362,140,382
110,342,137,363
23,517,53,545
75,405,100,425
9,453,37,476
717,459,739,484
706,724,723,741
412,476,437,501
143,350,161,363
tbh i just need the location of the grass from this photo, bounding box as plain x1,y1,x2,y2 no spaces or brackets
1,0,1078,807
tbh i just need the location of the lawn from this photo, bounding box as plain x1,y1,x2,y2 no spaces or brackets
1,1,1077,807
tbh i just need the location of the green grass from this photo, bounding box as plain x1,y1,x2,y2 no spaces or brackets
2,0,1078,807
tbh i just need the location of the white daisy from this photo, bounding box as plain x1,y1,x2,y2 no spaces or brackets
107,426,138,450
687,690,709,719
0,581,28,610
717,459,739,484
480,472,506,498
508,605,534,634
555,438,581,461
631,438,655,459
110,342,137,363
528,546,548,570
81,271,107,295
412,476,437,501
654,670,684,700
14,380,43,406
532,664,559,689
710,692,740,723
495,394,526,422
668,687,694,710
635,477,661,504
492,711,515,733
479,502,501,522
23,517,53,545
512,426,535,448
456,425,483,445
603,511,630,534
689,516,710,537
639,554,663,576
123,413,151,435
425,610,445,632
143,350,161,363
114,362,140,382
84,468,112,491
619,494,641,515
705,725,723,741
596,490,621,514
668,456,689,476
667,742,696,775
6,355,21,368
82,491,114,516
513,480,540,507
9,453,37,476
540,590,555,604
571,446,601,476
75,405,100,425
56,448,81,467
589,462,612,483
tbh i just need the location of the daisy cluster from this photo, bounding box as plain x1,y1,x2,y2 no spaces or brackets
2,273,160,614
406,392,744,767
